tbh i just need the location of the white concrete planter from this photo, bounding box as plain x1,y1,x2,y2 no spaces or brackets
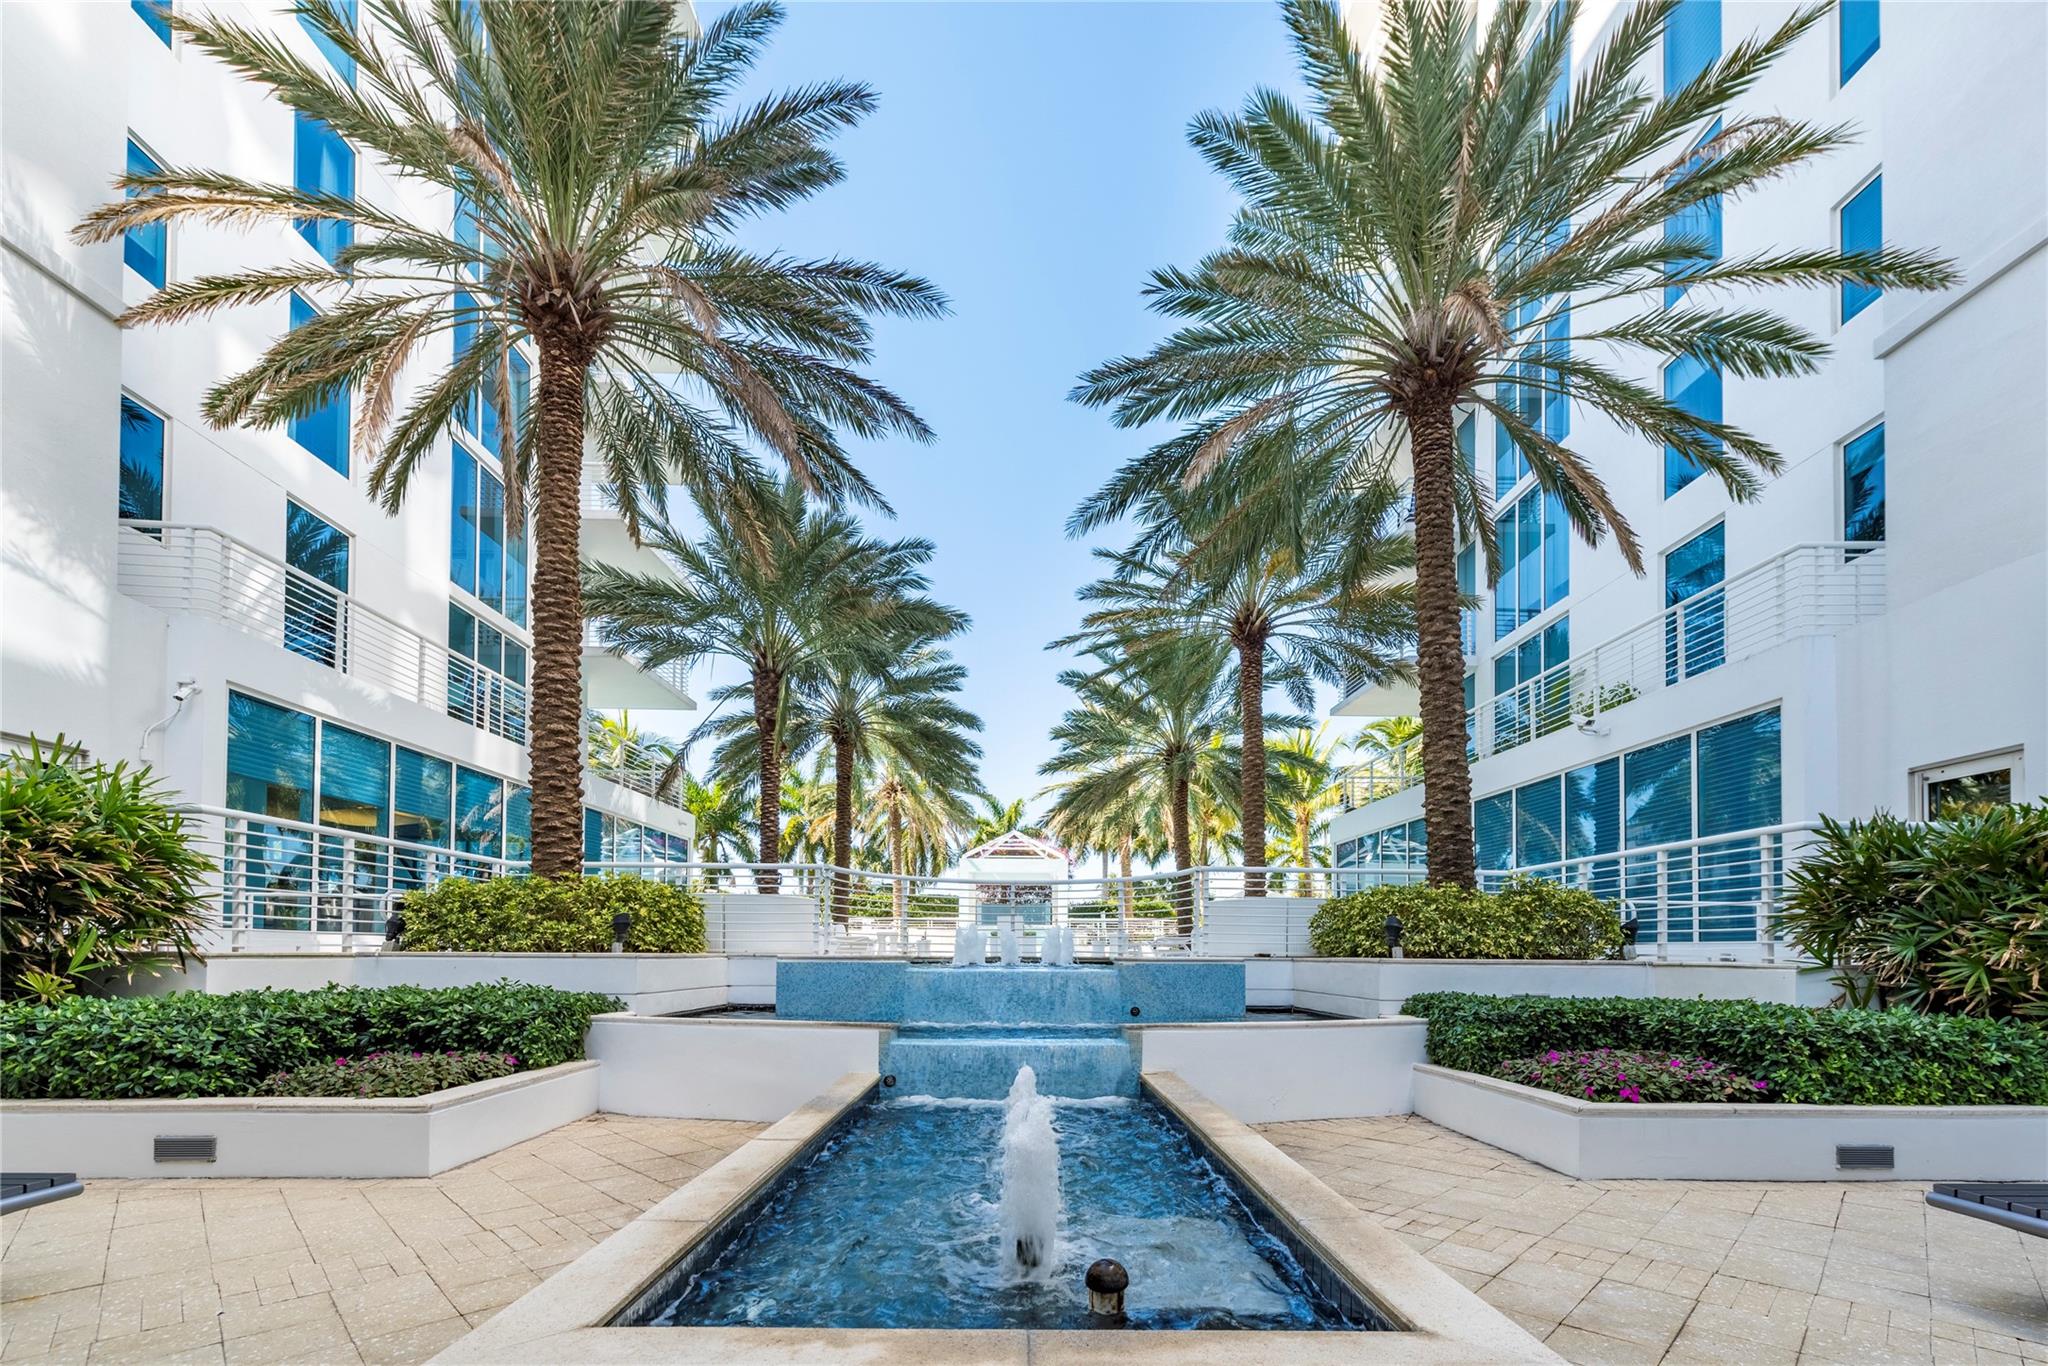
155,951,732,1016
586,1014,887,1121
1290,957,1832,1018
1135,1016,1427,1121
0,1061,599,1178
1411,1064,2048,1181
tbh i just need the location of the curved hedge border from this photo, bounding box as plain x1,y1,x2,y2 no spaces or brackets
1403,991,2048,1106
0,983,621,1100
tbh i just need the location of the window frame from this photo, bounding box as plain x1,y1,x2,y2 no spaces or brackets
1835,169,1884,327
1912,749,2024,820
1838,416,1886,545
117,389,170,524
123,133,171,288
1837,0,1879,88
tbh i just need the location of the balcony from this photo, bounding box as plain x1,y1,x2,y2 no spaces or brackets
581,475,681,582
1336,542,1886,809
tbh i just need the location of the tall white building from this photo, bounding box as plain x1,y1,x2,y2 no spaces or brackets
2,2,697,939
1328,0,2048,946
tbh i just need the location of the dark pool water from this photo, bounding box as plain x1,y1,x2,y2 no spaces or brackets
628,1097,1382,1330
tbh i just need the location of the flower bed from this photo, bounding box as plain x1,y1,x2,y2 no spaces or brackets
1405,991,2048,1106
261,1050,519,1099
1497,1048,1769,1103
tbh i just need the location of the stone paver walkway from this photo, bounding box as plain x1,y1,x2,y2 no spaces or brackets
0,1115,761,1364
1257,1115,2048,1364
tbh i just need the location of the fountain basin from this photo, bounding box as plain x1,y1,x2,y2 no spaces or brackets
884,1025,1138,1100
776,959,1246,1025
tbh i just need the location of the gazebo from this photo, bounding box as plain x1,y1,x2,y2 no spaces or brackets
941,831,1072,924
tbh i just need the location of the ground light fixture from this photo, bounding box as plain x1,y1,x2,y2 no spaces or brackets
1621,914,1641,961
611,912,633,954
1384,912,1404,959
381,911,405,952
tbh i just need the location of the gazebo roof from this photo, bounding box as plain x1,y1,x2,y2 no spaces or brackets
958,830,1069,864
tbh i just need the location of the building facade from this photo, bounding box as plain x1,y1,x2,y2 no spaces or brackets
1328,0,2048,944
2,2,697,941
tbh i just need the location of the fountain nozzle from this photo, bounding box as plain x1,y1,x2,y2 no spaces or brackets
1086,1258,1128,1321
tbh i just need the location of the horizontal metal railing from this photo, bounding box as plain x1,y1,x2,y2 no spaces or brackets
1340,752,1422,809
583,711,687,807
581,622,691,702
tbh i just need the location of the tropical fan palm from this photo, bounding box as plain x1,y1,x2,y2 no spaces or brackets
868,758,981,879
968,796,1048,847
681,774,755,864
1072,0,1957,886
583,481,958,885
78,1,944,875
1266,727,1345,889
1057,475,1412,887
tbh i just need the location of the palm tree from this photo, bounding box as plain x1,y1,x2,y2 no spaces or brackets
583,482,957,888
968,796,1048,847
1267,727,1344,891
682,775,754,864
79,2,945,876
1057,480,1411,891
868,758,980,880
1040,641,1241,932
778,755,837,865
1071,0,1956,887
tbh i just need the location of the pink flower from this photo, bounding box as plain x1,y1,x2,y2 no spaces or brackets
1544,1051,1561,1062
335,1057,349,1066
1752,1080,1769,1091
1619,1086,1642,1103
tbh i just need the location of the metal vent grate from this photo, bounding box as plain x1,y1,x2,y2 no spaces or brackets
1836,1144,1894,1170
154,1135,217,1164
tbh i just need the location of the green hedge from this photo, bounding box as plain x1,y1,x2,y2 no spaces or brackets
1309,876,1623,959
1403,991,2048,1106
841,892,962,919
0,983,621,1099
398,875,706,952
1068,898,1174,919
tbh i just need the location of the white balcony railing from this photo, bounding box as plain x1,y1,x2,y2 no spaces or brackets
1338,543,1886,810
119,523,529,743
582,621,691,701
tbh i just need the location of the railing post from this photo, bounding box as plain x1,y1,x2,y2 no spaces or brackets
1655,850,1670,961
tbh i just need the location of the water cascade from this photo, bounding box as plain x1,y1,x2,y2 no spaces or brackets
951,926,982,967
997,1066,1061,1281
998,926,1021,966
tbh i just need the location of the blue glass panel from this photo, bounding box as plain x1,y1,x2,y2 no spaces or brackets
1515,777,1563,867
123,140,167,287
318,723,388,836
287,293,350,474
1664,122,1723,307
450,443,478,593
1565,758,1621,857
505,787,531,864
1493,392,1527,498
1662,354,1721,497
446,601,478,725
1843,423,1885,542
132,0,172,44
118,397,165,521
226,692,314,821
299,0,356,84
1545,0,1571,124
1664,0,1719,94
292,112,354,265
1624,733,1695,940
1542,490,1568,606
1840,176,1882,322
1493,498,1519,640
393,748,451,847
1541,615,1570,670
584,807,603,866
1456,544,1476,654
284,500,348,668
1696,707,1781,940
1475,792,1515,872
1664,522,1726,682
477,464,505,615
1407,818,1428,864
1840,0,1879,84
1541,307,1570,441
455,768,503,858
501,640,527,687
1456,412,1476,474
1515,489,1541,629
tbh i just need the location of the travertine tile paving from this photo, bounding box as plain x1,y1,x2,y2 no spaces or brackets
0,1115,761,1364
1256,1115,2048,1365
4,1111,2042,1364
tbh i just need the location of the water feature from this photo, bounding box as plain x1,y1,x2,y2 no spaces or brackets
998,1066,1060,1280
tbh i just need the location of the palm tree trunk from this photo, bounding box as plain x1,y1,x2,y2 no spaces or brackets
831,728,854,924
1408,394,1477,889
1168,771,1194,935
888,801,904,876
527,335,591,878
1236,633,1268,896
1118,834,1133,918
753,665,782,893
1296,811,1312,895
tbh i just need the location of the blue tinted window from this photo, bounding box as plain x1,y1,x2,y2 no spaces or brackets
1664,121,1722,307
1664,0,1719,94
285,500,349,667
1494,489,1565,640
1456,412,1476,474
118,397,165,522
1475,792,1515,872
1663,354,1721,496
287,293,350,474
450,443,478,594
132,0,172,44
1494,385,1528,497
1516,486,1541,625
394,748,452,847
1515,777,1563,867
1624,735,1693,849
505,787,532,863
1840,0,1878,84
293,112,354,265
299,0,356,84
1545,0,1571,124
226,692,314,821
318,723,389,837
584,807,604,865
1697,708,1780,837
477,464,505,616
123,140,167,287
1840,175,1882,323
1541,306,1570,441
1843,423,1885,542
1456,544,1476,654
1542,491,1568,606
1665,522,1726,680
455,768,503,858
1564,758,1620,858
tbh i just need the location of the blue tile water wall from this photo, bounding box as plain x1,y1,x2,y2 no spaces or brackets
882,1027,1138,1099
774,960,1246,1025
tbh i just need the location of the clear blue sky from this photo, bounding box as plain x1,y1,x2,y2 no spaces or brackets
654,2,1322,809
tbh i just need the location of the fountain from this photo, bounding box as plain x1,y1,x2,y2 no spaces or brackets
997,1066,1061,1281
950,925,982,967
997,925,1021,966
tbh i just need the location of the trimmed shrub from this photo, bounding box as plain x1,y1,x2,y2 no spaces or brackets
260,1050,517,1098
842,892,962,919
0,983,619,1099
1309,876,1622,959
398,875,706,953
1404,991,2048,1106
1069,898,1173,919
1779,803,2047,1019
0,738,213,1003
1497,1049,1770,1103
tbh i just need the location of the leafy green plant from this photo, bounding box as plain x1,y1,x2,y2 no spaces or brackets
260,1050,518,1099
398,875,706,953
0,983,618,1099
1780,803,2047,1019
1069,898,1174,919
1309,877,1622,959
0,737,213,1002
1498,1049,1770,1103
1405,992,2048,1106
842,892,963,919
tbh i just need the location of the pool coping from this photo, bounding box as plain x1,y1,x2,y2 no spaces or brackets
430,1070,1560,1364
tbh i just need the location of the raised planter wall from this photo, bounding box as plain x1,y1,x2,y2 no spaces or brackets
159,952,731,1015
1135,1017,1427,1121
0,1062,599,1179
1290,958,1832,1018
585,1015,888,1121
1411,1064,2048,1181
